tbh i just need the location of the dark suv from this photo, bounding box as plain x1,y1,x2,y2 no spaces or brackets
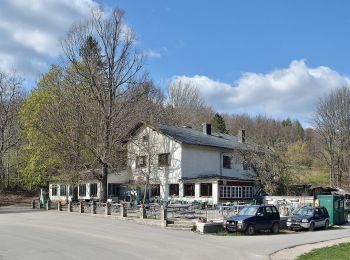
224,205,280,235
286,206,329,231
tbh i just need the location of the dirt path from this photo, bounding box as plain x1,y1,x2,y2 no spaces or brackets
0,191,38,206
270,236,350,260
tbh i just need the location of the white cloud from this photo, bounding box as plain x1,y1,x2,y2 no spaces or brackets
143,49,161,59
0,0,98,79
171,60,350,123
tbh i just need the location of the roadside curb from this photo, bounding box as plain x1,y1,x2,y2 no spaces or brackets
269,236,350,260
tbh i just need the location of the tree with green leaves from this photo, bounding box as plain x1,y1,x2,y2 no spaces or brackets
211,113,228,134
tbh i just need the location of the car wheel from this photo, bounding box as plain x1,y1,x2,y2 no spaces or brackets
245,224,255,235
309,222,315,232
324,220,329,230
272,223,279,234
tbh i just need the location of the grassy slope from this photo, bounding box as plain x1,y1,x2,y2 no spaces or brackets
297,242,350,260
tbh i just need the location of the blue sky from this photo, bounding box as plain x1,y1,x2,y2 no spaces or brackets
105,0,350,84
1,0,350,126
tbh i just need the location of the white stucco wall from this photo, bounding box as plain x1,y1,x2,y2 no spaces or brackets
221,152,254,179
181,144,220,178
127,126,182,201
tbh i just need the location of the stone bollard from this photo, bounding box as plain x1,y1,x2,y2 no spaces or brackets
31,199,36,209
79,201,84,213
46,200,51,211
140,203,147,219
120,202,127,217
105,202,111,216
57,201,62,211
68,202,72,212
91,201,96,214
160,206,167,227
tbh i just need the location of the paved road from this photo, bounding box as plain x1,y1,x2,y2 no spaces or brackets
0,206,350,260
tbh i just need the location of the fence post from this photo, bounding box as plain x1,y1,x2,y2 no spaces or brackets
91,201,96,214
121,202,127,217
105,202,111,215
31,199,36,209
57,201,62,211
140,203,147,219
160,205,167,227
79,201,84,213
68,202,72,212
46,200,51,211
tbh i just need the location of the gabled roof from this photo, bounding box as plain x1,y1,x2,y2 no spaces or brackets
128,122,262,152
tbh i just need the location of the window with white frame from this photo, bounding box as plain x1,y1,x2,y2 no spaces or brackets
219,186,231,198
90,183,98,197
60,185,67,196
79,184,86,196
51,185,57,196
219,185,253,199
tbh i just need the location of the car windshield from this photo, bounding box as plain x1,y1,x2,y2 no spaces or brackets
238,206,258,216
296,208,314,216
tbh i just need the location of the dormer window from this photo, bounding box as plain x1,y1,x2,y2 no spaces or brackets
223,156,232,169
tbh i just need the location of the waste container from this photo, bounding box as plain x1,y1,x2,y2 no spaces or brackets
317,195,345,225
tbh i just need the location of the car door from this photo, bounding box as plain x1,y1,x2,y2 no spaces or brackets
255,207,268,230
313,208,322,227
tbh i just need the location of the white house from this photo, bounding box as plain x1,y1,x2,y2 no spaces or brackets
127,122,259,205
49,170,131,202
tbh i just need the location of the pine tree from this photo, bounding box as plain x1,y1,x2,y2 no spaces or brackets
211,113,228,134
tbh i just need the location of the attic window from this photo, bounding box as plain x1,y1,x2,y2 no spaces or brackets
243,161,251,171
142,135,149,143
158,153,170,167
223,156,232,169
136,156,147,168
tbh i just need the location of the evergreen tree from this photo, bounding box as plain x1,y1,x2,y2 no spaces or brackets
282,117,292,127
211,113,228,134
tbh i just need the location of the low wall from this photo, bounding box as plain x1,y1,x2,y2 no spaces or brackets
196,221,223,233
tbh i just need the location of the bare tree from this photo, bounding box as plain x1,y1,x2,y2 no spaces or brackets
165,80,214,129
61,8,146,201
0,71,22,190
314,87,350,187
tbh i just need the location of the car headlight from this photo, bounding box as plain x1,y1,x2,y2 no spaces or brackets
302,219,309,223
237,220,243,224
287,218,292,222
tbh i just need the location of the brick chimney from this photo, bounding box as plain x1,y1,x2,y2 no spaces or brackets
202,123,212,135
238,129,246,143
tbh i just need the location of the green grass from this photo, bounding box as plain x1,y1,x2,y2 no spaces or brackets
297,242,350,260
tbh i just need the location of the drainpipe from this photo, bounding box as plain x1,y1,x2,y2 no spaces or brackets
219,152,225,176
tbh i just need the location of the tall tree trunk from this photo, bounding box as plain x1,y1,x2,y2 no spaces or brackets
100,163,108,202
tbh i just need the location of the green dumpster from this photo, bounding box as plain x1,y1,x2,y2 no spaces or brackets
317,195,345,225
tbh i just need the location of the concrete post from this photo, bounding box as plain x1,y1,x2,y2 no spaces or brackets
91,201,96,214
79,201,84,213
57,201,62,211
140,203,147,219
68,202,72,212
105,202,111,216
46,200,51,211
160,206,167,227
31,199,36,209
121,202,127,217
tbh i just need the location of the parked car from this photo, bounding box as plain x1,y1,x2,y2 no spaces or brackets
286,206,329,231
224,205,280,235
